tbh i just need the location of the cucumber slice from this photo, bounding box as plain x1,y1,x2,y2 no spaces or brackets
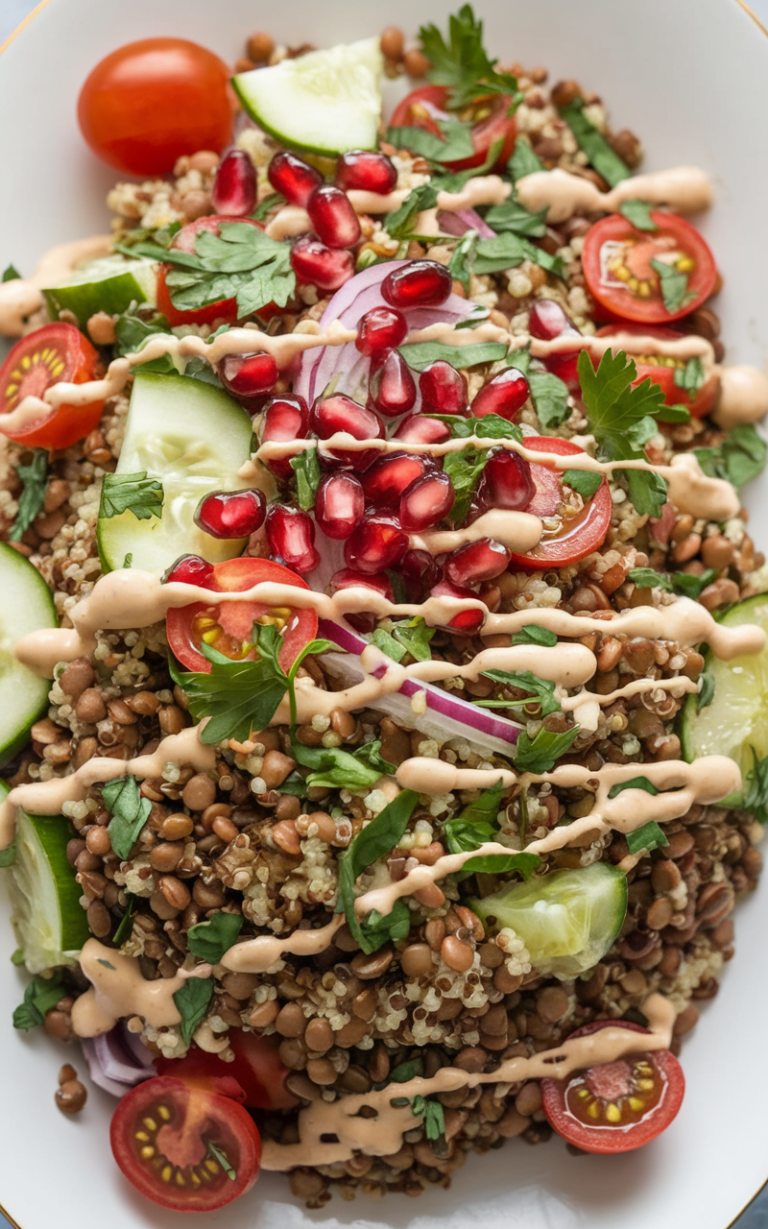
5,805,90,973
0,543,58,765
97,370,257,574
42,255,156,328
232,37,384,156
681,592,768,804
470,863,628,979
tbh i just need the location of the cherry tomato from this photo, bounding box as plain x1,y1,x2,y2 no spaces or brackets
508,436,612,569
77,39,234,176
110,1076,261,1211
156,216,276,328
582,212,717,325
541,1019,685,1154
389,84,516,171
0,323,104,449
166,555,319,674
595,324,719,418
155,1034,298,1111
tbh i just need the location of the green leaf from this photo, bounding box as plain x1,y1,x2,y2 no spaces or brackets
507,137,544,182
442,443,489,524
359,900,413,951
607,776,660,800
100,471,164,522
103,775,152,860
2,263,20,282
625,467,668,518
441,413,523,442
484,197,547,238
511,624,558,647
123,553,133,569
187,913,244,963
423,1099,447,1141
371,627,406,663
386,118,476,164
448,230,479,292
649,257,696,315
13,973,65,1031
353,740,396,776
513,725,580,773
744,747,768,823
695,424,768,491
528,370,570,429
626,820,670,855
293,742,384,791
252,191,285,221
173,976,214,1044
113,895,136,946
11,949,25,966
418,5,521,109
384,183,439,239
277,770,308,799
619,200,658,232
0,840,16,868
628,567,673,592
506,345,531,375
674,356,706,400
391,617,435,663
472,232,564,278
562,468,603,500
207,1141,236,1181
476,669,560,717
559,99,631,188
9,449,49,543
113,312,172,359
398,340,508,372
290,445,321,511
670,569,718,600
697,671,715,713
183,357,223,388
390,1058,424,1083
461,848,542,877
335,790,419,953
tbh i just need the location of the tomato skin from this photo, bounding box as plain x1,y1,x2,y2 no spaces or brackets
389,85,516,171
110,1076,261,1211
0,323,104,448
541,1019,685,1155
155,1034,298,1111
508,436,612,569
582,212,717,325
595,325,719,418
166,556,319,674
78,39,234,176
156,216,274,328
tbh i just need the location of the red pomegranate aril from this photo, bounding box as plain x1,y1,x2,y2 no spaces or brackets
336,150,397,195
260,396,309,480
307,185,361,249
478,449,535,511
399,471,454,532
444,538,512,587
218,351,278,406
362,452,432,508
311,395,384,470
290,235,355,292
265,505,319,574
400,549,440,602
211,149,256,216
314,472,364,539
368,349,417,417
394,413,451,445
267,150,323,207
471,367,530,420
355,306,408,356
419,360,468,416
330,568,394,633
194,488,267,539
344,514,408,575
528,299,582,388
163,554,215,588
381,260,452,309
431,580,485,635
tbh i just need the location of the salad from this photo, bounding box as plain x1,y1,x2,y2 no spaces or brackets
0,5,766,1213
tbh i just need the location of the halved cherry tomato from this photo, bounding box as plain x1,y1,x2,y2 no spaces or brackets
156,216,278,328
110,1076,261,1211
0,323,104,449
582,212,717,325
155,1034,298,1111
389,84,516,171
541,1019,685,1154
508,436,612,569
595,324,719,418
166,555,319,674
77,39,234,176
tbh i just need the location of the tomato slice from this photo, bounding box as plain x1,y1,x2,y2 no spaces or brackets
541,1019,685,1154
389,84,516,171
110,1076,261,1211
0,323,104,449
166,555,319,674
508,436,612,569
582,212,717,325
595,324,719,418
156,216,278,327
155,1034,298,1111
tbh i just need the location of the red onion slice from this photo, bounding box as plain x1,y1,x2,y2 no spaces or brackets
80,1026,154,1098
437,208,497,240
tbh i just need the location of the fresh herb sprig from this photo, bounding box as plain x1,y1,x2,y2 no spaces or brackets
627,566,719,601
100,471,164,522
187,913,244,963
102,776,152,860
626,820,670,856
474,669,561,717
558,98,631,187
9,449,48,542
418,5,521,109
442,778,541,878
514,725,580,773
335,790,420,953
694,424,767,491
173,977,214,1045
12,973,67,1031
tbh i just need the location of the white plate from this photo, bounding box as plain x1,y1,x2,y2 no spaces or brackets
1,0,767,1226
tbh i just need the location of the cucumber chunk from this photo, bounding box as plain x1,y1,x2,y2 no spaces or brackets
470,863,628,979
0,543,58,765
42,254,156,328
233,37,383,156
97,370,257,574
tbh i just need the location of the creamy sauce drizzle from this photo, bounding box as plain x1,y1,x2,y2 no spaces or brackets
0,236,113,336
72,939,211,1038
515,166,713,223
221,916,345,974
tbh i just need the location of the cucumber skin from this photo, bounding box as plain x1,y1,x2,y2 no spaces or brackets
0,543,58,766
25,813,91,954
42,272,148,329
231,77,375,156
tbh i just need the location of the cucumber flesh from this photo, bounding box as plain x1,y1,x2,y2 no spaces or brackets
0,543,58,765
233,38,383,156
470,863,628,979
97,370,257,574
42,255,156,328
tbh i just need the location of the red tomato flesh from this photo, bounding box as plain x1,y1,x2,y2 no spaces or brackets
389,85,516,171
166,556,319,675
156,215,275,328
595,324,719,418
541,1019,685,1154
508,436,612,569
155,1034,298,1111
110,1076,261,1211
0,323,104,449
78,38,234,176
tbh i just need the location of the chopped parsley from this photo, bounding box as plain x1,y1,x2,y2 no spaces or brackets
474,669,561,717
335,790,419,953
674,356,706,399
649,257,697,315
99,471,164,522
290,445,321,511
694,424,767,491
619,200,658,232
507,136,544,182
9,449,48,542
418,6,521,109
173,976,214,1045
513,724,580,773
102,775,152,860
562,468,603,500
13,972,66,1032
558,98,631,188
511,624,558,647
187,913,244,963
398,340,508,371
626,820,670,856
2,263,21,282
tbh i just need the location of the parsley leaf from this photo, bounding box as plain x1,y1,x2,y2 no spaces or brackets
293,741,385,791
471,233,564,278
442,443,490,524
412,1096,447,1141
100,471,164,522
173,976,214,1044
674,356,706,399
102,775,152,860
187,913,244,963
9,449,48,542
418,5,521,109
398,340,508,371
384,183,439,239
442,778,541,878
563,468,603,499
290,445,321,511
528,370,570,428
745,748,768,823
697,671,715,712
207,1142,236,1181
373,618,435,663
448,230,479,291
694,424,767,490
353,740,396,775
619,200,658,232
626,820,670,856
252,191,285,221
558,99,631,188
514,725,580,773
508,137,544,182
386,117,477,165
628,566,673,592
2,263,21,282
390,1058,423,1083
336,790,419,953
484,197,547,238
113,311,172,359
649,257,697,315
371,627,406,662
511,624,558,647
475,669,560,717
442,414,523,442
13,973,66,1031
627,566,719,600
607,776,660,799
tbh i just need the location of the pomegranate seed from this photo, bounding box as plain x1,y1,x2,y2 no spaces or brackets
344,514,408,575
265,505,319,574
444,538,511,587
394,413,451,445
368,349,417,417
529,299,582,389
194,489,267,539
163,554,215,588
211,149,256,215
478,450,534,511
314,472,364,539
400,549,440,602
355,306,408,356
362,452,433,508
335,150,397,195
267,151,322,207
310,395,384,470
306,185,361,249
381,260,452,309
399,471,454,532
419,360,468,416
431,580,485,635
290,235,355,292
330,568,394,633
471,367,530,420
260,396,309,480
218,351,278,408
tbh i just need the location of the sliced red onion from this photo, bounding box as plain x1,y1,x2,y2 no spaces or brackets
317,617,521,759
437,208,497,240
80,1026,154,1098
